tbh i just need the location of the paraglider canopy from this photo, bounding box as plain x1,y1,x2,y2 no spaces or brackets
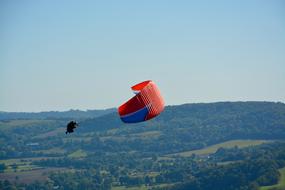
118,80,164,123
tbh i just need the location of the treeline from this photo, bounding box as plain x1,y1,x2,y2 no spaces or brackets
0,108,115,120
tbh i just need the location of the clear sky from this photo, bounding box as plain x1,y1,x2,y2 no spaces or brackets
1,0,285,112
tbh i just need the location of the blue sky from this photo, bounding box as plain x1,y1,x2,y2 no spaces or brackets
1,0,285,112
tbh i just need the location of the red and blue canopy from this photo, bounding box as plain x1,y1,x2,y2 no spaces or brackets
118,80,165,123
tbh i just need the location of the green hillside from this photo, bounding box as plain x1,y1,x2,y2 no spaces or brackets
0,102,285,190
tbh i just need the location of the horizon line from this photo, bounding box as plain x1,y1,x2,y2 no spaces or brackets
1,100,284,113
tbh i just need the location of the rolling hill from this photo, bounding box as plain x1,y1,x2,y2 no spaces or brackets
0,101,285,190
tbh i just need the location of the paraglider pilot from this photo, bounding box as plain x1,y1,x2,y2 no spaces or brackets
66,121,78,134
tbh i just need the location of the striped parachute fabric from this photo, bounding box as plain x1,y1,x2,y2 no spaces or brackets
118,80,165,123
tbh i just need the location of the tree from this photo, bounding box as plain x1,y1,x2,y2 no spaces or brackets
0,163,6,173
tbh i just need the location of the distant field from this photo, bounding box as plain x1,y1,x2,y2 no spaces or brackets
130,131,161,139
0,119,56,129
0,157,59,165
0,168,68,184
112,186,148,190
68,149,87,158
112,183,174,190
63,136,93,143
168,139,271,157
0,157,60,172
101,131,161,142
33,127,64,139
33,147,66,155
260,167,285,190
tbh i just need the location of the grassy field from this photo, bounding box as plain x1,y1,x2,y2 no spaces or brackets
101,131,161,142
168,139,270,157
0,157,69,184
33,127,65,139
130,131,161,139
260,167,285,190
112,183,174,190
68,149,87,158
112,186,148,190
63,136,93,143
0,120,56,130
0,157,59,172
33,147,66,155
0,168,67,184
